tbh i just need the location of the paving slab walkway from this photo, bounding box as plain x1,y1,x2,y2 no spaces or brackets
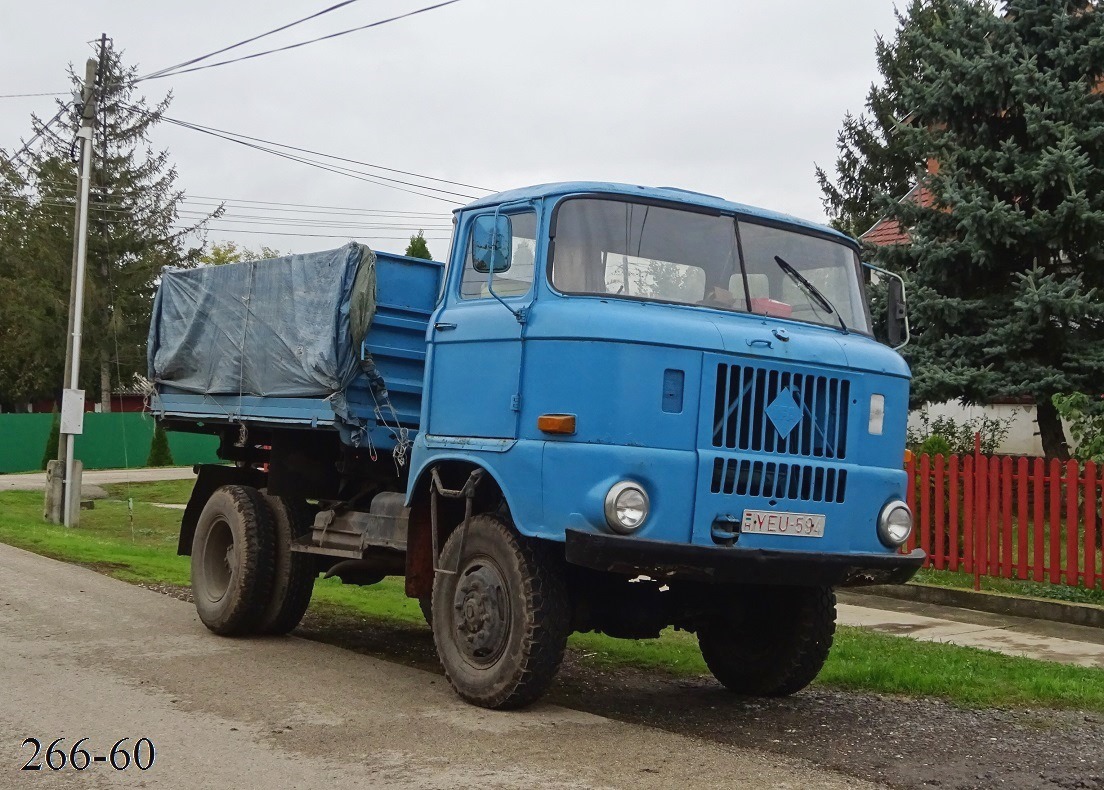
0,465,196,492
838,591,1104,669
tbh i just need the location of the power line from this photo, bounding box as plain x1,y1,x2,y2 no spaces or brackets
152,112,482,199
137,0,367,82
0,105,71,170
0,91,69,99
178,224,450,240
185,195,452,216
141,0,465,82
1,192,452,221
164,119,494,193
155,113,471,204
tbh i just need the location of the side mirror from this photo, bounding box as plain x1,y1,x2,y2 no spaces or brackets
887,277,907,348
862,261,910,349
472,214,512,274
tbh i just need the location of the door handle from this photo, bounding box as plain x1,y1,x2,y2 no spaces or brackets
434,322,457,331
746,338,772,349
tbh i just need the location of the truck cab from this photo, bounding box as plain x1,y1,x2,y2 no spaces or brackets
416,182,919,580
158,181,923,711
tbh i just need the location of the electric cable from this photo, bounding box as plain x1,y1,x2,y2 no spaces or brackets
136,0,367,82
140,0,464,82
158,118,494,193
154,114,471,204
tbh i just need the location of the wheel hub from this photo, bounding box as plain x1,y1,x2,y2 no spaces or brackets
452,559,510,667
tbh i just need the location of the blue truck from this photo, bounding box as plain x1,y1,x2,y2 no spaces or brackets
149,181,924,709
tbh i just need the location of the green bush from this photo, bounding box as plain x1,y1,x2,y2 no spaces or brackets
146,423,174,467
917,434,952,459
906,410,1012,456
1053,393,1104,463
40,408,60,470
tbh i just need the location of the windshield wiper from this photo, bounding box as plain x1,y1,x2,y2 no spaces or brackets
773,255,848,334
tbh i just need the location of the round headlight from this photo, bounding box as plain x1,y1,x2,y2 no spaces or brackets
878,500,913,547
604,482,650,534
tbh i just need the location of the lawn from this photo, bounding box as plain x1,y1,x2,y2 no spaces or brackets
3,480,1104,712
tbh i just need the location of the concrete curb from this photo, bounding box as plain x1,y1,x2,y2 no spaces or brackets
847,583,1104,630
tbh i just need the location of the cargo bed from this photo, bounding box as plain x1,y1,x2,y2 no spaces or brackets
148,246,442,451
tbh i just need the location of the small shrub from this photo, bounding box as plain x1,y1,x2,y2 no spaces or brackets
146,423,174,467
907,409,1012,456
1053,393,1104,463
917,434,952,459
40,407,60,470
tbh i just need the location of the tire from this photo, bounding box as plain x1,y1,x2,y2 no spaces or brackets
257,492,317,635
431,514,570,710
697,585,836,697
191,485,276,636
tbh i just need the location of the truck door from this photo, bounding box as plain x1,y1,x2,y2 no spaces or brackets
425,208,539,439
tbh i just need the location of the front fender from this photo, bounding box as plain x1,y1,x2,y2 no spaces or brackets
405,434,545,538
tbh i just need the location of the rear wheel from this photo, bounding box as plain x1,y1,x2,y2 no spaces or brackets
697,585,836,696
431,514,569,710
257,493,317,635
191,485,275,636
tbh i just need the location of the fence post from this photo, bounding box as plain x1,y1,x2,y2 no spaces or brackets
920,454,931,561
974,447,986,591
1016,456,1028,580
967,456,975,573
1050,458,1062,585
949,455,960,571
1085,460,1097,591
1032,457,1045,582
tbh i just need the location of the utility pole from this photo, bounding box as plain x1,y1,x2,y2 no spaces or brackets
45,53,99,526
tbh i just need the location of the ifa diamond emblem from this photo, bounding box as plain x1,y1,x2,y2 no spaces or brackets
765,387,802,436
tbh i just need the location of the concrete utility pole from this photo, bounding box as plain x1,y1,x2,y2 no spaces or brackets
44,52,100,526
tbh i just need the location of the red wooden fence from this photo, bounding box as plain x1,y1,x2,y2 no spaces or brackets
904,452,1103,590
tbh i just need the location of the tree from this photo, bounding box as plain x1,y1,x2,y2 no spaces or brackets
40,408,60,470
146,422,174,467
873,0,1104,459
404,230,432,260
815,0,952,238
198,241,284,264
0,40,216,411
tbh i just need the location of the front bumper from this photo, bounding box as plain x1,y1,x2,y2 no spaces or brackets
565,529,926,587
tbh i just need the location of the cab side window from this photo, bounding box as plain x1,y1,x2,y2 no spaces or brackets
460,211,538,299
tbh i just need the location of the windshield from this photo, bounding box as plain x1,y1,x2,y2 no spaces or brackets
549,198,871,333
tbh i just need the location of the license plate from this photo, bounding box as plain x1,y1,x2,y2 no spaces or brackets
741,509,825,537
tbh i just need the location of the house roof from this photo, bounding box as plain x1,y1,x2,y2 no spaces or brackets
860,183,934,246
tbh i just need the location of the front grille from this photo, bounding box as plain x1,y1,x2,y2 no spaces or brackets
711,364,850,459
709,457,848,503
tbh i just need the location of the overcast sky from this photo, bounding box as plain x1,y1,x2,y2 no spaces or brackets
1,1,901,260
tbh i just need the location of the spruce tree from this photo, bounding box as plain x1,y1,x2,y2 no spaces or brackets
875,0,1104,459
815,0,952,238
404,230,433,260
146,422,174,467
0,40,217,408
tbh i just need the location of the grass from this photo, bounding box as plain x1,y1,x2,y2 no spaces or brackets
913,567,1104,606
3,480,1104,712
101,478,196,505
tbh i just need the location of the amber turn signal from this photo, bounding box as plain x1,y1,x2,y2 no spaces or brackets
537,414,576,435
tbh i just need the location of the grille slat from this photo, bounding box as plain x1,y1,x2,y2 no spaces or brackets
707,456,848,503
711,363,851,460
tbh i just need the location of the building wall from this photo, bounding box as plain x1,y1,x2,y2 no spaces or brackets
907,401,1076,457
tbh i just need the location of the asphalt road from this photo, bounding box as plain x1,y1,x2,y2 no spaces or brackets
0,543,875,790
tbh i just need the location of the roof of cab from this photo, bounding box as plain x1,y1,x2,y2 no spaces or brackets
460,181,855,245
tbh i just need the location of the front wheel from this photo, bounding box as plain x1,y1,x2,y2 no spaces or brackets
697,585,836,697
431,514,570,710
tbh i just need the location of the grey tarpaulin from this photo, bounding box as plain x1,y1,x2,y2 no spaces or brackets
148,242,377,426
